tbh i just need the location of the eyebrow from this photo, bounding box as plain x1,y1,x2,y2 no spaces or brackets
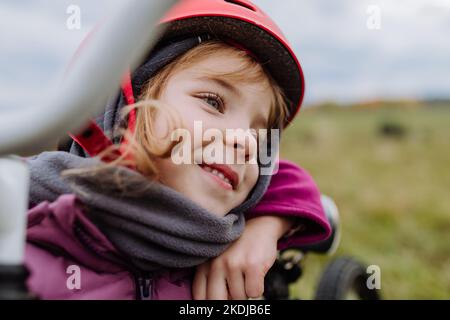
197,76,241,98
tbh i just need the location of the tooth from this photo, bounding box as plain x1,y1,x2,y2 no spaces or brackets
224,178,231,184
218,173,225,179
212,169,219,175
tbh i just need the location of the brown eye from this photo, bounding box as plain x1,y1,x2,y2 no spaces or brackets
205,97,221,110
198,93,225,113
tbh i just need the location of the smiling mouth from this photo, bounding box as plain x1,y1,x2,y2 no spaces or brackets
198,163,238,190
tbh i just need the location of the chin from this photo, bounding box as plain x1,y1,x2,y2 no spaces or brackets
164,180,228,216
159,168,235,216
194,197,229,217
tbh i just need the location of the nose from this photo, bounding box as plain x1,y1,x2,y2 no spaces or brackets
223,125,258,164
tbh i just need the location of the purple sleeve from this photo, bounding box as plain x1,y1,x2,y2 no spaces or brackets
245,160,331,250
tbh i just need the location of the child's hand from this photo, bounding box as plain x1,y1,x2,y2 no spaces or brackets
192,216,293,300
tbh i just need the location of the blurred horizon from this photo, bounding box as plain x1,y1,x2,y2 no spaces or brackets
0,0,449,109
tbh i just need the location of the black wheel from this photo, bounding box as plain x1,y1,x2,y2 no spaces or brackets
315,257,381,300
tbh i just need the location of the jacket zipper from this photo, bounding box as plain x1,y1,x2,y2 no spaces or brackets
135,272,153,300
74,224,155,300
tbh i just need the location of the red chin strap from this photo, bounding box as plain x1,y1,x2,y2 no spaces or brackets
69,71,136,165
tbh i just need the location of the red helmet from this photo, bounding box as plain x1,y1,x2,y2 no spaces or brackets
71,0,305,160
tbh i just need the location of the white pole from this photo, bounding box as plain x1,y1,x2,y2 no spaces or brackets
0,157,29,265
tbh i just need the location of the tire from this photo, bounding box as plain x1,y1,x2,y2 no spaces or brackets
315,257,381,300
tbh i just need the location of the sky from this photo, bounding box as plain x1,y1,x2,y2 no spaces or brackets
0,0,449,110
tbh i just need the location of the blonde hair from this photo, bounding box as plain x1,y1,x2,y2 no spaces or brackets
62,41,288,186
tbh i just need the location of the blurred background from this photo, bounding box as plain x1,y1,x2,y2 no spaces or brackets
1,0,449,298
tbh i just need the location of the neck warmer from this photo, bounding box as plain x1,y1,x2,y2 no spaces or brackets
27,151,273,271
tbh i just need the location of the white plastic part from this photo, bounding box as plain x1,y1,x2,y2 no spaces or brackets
320,194,341,256
0,157,29,265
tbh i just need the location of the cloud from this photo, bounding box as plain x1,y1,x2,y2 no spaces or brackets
253,0,450,103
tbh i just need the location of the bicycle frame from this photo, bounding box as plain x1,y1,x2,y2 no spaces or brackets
0,0,177,268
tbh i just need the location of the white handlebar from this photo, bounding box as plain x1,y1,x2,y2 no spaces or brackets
0,0,177,155
0,0,177,267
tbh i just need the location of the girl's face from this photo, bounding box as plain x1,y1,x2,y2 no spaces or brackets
153,52,273,216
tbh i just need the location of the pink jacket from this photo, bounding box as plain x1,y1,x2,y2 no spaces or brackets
25,160,330,299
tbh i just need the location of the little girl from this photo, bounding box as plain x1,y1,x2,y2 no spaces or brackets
24,0,330,299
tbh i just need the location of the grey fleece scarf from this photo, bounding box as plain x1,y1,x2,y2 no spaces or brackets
27,151,273,271
35,35,276,271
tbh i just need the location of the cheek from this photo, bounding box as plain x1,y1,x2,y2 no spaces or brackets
153,157,187,188
163,103,218,152
161,84,201,121
245,163,260,191
161,92,207,133
152,111,170,139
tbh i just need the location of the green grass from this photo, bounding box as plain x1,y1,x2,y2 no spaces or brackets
280,105,450,299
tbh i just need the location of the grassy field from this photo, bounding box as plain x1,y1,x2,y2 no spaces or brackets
280,105,450,299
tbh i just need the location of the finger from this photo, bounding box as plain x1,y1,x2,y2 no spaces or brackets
193,265,208,300
206,263,228,300
244,267,265,298
226,270,247,300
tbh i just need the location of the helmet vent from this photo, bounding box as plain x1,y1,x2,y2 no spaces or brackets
224,0,256,12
